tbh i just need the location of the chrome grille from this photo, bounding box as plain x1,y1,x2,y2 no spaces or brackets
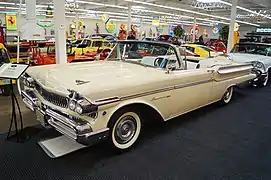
35,83,68,108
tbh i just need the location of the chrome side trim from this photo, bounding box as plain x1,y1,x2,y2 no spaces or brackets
96,79,214,105
84,128,110,138
174,79,213,89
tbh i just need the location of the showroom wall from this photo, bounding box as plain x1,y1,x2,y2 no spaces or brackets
0,13,219,38
0,13,252,40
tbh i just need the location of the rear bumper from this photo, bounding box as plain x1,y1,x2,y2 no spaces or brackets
21,90,109,146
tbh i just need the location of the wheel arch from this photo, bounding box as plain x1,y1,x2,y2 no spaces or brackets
106,100,165,127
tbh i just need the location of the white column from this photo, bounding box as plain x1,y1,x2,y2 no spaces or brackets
17,0,23,63
75,12,79,40
192,16,196,43
128,3,132,37
227,0,238,53
54,0,67,64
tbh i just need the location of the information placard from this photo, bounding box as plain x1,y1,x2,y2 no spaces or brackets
0,63,29,79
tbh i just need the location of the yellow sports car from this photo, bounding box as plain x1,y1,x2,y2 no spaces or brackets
181,44,220,57
72,37,113,55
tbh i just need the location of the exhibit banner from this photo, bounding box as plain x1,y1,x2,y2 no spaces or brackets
5,13,17,31
152,16,160,26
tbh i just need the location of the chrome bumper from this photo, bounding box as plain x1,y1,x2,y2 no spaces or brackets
21,90,109,145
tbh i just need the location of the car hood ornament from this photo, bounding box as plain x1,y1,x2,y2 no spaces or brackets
75,80,90,85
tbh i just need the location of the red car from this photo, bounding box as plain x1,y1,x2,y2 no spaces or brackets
206,40,227,53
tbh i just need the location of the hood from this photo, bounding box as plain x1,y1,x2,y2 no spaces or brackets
26,61,172,100
228,53,269,63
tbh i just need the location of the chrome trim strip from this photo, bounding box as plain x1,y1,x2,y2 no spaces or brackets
174,79,213,89
96,79,214,105
47,118,77,140
46,109,77,129
83,128,110,138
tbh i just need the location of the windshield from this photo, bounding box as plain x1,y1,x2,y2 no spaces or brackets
81,39,91,47
106,41,181,69
200,46,214,52
231,43,271,56
92,41,103,47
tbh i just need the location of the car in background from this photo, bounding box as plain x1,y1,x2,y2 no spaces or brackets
181,44,221,57
156,35,181,45
142,37,157,41
72,36,113,56
229,42,271,87
87,34,118,42
206,40,227,53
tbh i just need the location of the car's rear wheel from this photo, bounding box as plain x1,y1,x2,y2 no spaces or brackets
108,109,142,151
220,86,233,105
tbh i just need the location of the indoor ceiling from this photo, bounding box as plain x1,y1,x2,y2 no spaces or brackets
1,0,271,27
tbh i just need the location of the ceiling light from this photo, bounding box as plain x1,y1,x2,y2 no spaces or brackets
125,0,260,26
0,2,16,5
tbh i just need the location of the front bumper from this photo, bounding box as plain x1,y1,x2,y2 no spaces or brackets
21,90,109,146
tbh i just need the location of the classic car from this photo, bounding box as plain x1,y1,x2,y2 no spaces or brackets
72,37,113,56
19,40,256,152
229,42,271,87
29,42,97,65
181,44,221,57
205,40,227,53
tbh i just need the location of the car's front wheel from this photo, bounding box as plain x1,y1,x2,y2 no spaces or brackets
108,109,142,151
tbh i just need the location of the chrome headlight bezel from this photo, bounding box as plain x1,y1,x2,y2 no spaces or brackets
67,90,98,115
252,61,265,73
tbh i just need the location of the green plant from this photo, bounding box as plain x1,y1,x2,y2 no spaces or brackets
173,25,185,38
219,25,229,41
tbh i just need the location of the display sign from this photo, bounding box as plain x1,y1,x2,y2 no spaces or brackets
0,63,29,79
212,25,221,34
37,19,54,27
106,21,116,33
5,13,17,30
190,26,200,35
256,28,271,33
152,16,160,26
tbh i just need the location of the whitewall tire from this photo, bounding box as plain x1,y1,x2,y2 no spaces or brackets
221,86,233,105
109,110,142,151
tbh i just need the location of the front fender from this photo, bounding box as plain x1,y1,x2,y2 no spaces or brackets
106,99,166,122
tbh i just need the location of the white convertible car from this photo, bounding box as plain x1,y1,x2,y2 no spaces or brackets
229,42,271,87
19,41,256,151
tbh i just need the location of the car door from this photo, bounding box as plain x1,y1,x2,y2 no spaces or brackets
168,68,214,119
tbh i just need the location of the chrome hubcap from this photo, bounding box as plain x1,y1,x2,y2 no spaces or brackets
115,116,137,144
223,88,232,101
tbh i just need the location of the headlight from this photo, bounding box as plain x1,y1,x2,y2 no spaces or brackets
67,90,98,115
252,61,265,72
68,100,76,111
75,104,83,114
